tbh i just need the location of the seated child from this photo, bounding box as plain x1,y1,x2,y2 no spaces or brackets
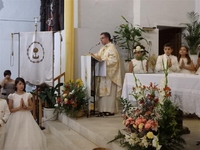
129,45,148,73
178,46,195,74
155,43,179,73
0,86,10,150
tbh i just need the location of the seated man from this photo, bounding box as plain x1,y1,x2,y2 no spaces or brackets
155,43,180,73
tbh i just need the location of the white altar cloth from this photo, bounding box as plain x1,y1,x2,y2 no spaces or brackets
122,73,200,116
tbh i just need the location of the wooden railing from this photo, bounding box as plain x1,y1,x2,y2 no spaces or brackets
53,72,65,93
53,72,65,82
32,72,65,127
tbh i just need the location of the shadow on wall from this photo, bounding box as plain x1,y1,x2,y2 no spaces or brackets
117,47,129,86
0,0,4,11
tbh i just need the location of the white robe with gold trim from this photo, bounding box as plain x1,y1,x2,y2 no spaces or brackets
95,43,122,113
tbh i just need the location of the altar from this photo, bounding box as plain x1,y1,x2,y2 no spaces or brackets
122,73,200,116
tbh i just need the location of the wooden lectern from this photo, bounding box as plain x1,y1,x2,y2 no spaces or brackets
81,54,106,116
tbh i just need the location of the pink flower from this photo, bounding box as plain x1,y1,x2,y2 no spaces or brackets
151,121,158,131
144,120,158,131
135,117,146,126
145,111,152,116
145,122,151,130
141,117,147,123
135,118,142,126
134,109,141,116
125,117,134,126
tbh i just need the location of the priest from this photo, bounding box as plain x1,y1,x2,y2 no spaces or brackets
94,32,122,117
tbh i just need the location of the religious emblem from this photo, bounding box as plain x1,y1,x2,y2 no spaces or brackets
27,41,45,63
32,47,39,59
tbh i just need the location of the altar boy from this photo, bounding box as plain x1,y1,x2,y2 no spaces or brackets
155,43,180,73
0,86,10,149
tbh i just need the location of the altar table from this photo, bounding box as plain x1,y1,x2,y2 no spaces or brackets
122,73,200,116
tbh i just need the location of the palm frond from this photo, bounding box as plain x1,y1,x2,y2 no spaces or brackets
107,130,125,144
181,11,200,54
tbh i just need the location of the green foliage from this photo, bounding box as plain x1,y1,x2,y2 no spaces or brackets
158,99,186,150
181,11,200,55
108,130,125,144
120,97,133,114
114,16,148,61
32,82,63,108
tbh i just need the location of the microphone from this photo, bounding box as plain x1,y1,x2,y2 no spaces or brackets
89,42,100,52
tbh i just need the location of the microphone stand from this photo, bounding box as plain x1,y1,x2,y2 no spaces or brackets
89,42,100,52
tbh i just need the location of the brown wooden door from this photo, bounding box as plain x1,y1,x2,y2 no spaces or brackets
158,26,182,57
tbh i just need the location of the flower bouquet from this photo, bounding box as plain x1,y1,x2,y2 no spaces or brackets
109,70,185,150
55,79,88,117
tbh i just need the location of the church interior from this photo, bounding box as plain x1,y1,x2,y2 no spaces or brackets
0,0,200,150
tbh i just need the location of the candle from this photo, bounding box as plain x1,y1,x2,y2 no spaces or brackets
34,17,37,24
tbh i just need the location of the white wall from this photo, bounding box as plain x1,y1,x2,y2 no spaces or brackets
195,0,200,13
0,0,40,80
139,0,195,27
78,0,133,29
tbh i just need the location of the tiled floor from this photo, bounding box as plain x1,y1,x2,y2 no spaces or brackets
182,115,200,150
45,114,200,150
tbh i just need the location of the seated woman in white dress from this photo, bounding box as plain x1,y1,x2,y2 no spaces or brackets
178,46,195,74
129,45,148,73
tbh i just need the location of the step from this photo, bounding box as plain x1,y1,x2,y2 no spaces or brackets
57,113,125,150
43,130,67,150
45,120,98,150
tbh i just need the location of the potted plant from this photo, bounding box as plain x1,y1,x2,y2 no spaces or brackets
32,82,63,120
55,79,88,118
114,16,148,61
181,11,200,55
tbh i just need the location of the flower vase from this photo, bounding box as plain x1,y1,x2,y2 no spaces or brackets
76,110,85,118
43,108,57,121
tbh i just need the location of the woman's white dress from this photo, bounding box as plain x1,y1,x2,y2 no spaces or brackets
179,58,194,74
3,93,48,150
